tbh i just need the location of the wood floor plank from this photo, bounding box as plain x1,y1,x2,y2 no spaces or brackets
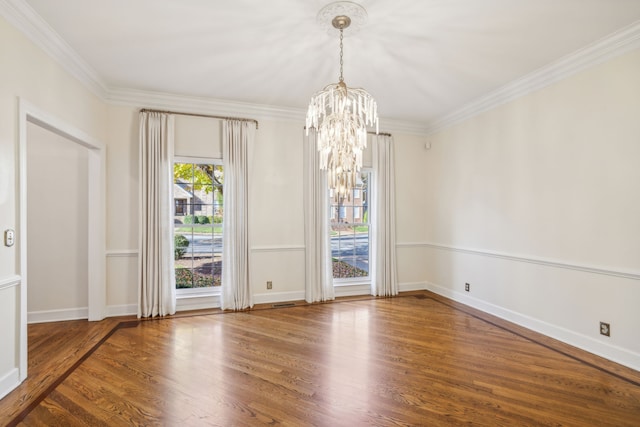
0,317,128,426
5,292,640,426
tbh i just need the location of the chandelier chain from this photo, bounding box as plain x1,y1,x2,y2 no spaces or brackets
339,28,344,83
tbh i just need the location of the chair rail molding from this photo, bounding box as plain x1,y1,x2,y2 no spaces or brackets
0,275,21,291
251,245,305,253
396,241,640,281
106,249,139,257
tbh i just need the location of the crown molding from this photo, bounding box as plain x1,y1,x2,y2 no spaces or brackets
3,0,638,136
427,19,640,134
108,87,431,135
107,87,307,123
0,0,110,98
0,1,429,134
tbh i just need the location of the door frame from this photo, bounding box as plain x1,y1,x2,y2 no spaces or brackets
17,98,106,380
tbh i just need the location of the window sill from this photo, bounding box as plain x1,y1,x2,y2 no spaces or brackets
334,280,371,287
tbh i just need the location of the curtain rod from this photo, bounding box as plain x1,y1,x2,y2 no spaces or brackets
140,108,259,129
368,131,392,137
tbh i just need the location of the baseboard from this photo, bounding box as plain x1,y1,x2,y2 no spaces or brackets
334,284,371,298
425,282,640,372
0,367,20,400
399,281,428,292
99,282,422,316
253,290,306,305
27,307,88,324
105,304,137,317
176,295,221,312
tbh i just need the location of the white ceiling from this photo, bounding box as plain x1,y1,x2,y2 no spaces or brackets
18,0,640,128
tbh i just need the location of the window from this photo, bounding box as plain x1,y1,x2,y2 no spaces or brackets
173,161,223,290
339,205,347,221
330,171,370,281
175,199,186,216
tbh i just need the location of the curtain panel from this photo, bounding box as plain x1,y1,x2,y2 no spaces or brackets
221,120,254,310
371,134,398,296
303,129,335,303
138,112,176,318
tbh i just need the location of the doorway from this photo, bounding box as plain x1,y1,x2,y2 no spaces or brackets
26,122,89,322
18,99,105,382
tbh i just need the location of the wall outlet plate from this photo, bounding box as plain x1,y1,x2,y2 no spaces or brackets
600,322,610,337
465,283,470,292
267,281,272,290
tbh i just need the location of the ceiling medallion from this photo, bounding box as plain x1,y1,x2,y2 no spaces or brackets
316,1,368,36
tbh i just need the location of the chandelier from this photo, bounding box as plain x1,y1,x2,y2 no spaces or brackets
306,2,378,200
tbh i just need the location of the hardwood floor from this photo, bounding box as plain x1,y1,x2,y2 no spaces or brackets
3,291,640,426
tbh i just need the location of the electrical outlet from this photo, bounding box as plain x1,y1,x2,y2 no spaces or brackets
600,322,610,337
267,281,272,290
465,283,470,292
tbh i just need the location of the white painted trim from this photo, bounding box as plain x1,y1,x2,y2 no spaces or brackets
5,0,640,136
253,290,306,305
105,304,137,317
425,282,640,372
110,87,303,122
0,1,428,135
18,98,107,385
108,88,430,135
0,275,20,291
397,241,640,281
176,294,221,312
106,249,139,257
251,245,305,253
427,21,640,134
334,284,370,298
0,0,108,98
17,97,28,382
27,307,88,324
253,283,427,303
399,281,428,292
0,368,20,401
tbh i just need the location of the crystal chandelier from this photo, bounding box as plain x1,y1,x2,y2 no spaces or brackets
306,2,378,200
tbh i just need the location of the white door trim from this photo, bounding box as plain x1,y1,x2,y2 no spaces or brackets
18,98,106,379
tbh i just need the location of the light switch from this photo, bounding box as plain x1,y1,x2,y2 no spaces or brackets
4,229,15,247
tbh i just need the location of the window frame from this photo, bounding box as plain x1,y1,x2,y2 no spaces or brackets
330,168,373,288
173,156,223,298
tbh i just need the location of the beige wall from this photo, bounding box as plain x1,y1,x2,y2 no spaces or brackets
27,122,89,315
423,49,640,369
0,15,106,398
104,111,429,306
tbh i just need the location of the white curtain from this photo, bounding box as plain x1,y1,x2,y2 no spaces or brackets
303,129,335,303
371,134,398,296
138,111,176,317
221,120,254,310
